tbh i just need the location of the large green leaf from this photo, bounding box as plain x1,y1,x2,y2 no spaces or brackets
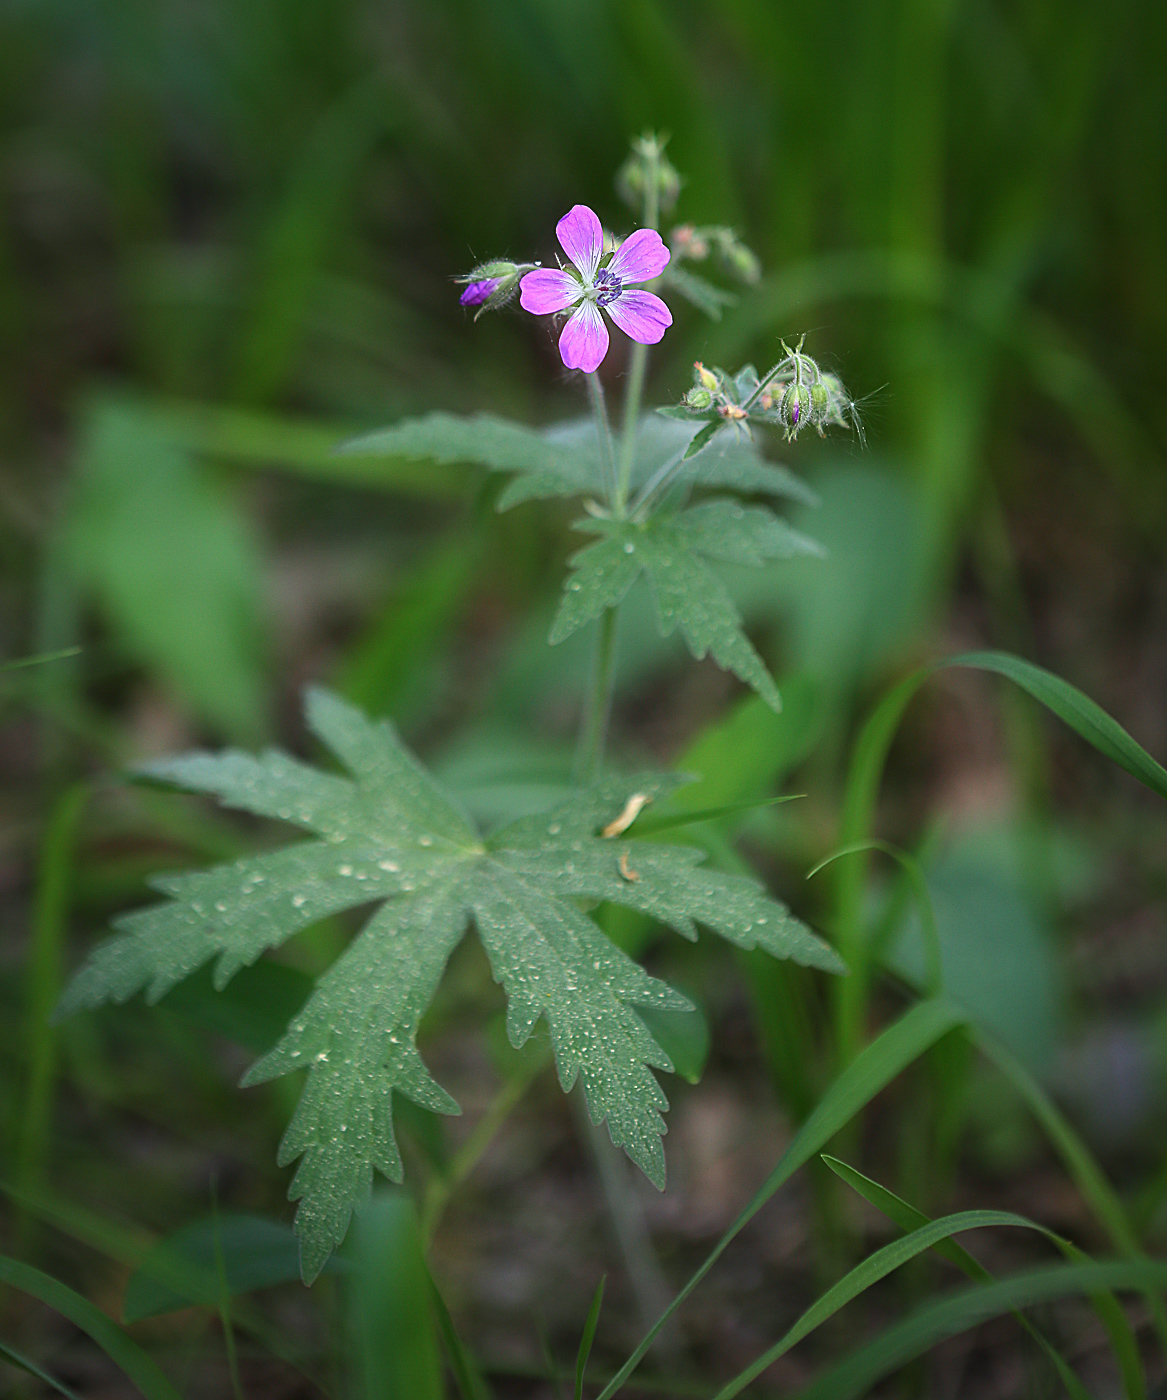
58,689,839,1280
65,400,267,741
550,504,822,710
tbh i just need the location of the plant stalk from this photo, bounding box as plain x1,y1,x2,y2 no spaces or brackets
575,607,619,785
615,140,662,516
587,371,618,507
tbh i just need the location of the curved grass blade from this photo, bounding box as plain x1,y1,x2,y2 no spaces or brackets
790,1259,1167,1400
0,646,82,674
822,1156,1124,1400
0,1256,182,1400
576,1277,606,1400
595,997,968,1400
950,651,1167,800
427,1266,493,1400
710,1209,1080,1400
0,1337,83,1399
977,1029,1167,1352
834,649,1167,1061
631,793,802,837
809,840,942,998
0,1179,320,1386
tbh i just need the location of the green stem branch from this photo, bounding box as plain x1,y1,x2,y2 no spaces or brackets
575,607,619,785
615,141,661,516
586,371,618,507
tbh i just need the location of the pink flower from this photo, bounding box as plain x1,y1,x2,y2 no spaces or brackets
519,205,672,374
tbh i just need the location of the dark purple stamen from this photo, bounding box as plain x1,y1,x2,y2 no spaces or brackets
593,267,623,308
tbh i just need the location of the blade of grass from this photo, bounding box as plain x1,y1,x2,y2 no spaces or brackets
0,1179,324,1388
710,1209,1079,1400
16,784,87,1242
0,646,82,675
576,1277,606,1400
834,649,1167,1063
809,840,943,999
351,1193,443,1400
790,1260,1167,1400
823,1156,1135,1400
427,1266,492,1400
977,1029,1167,1351
595,997,968,1400
0,1336,83,1399
630,794,803,837
210,1187,245,1400
0,1255,183,1400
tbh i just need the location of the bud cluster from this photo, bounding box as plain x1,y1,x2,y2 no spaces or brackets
670,224,760,285
616,132,682,216
673,339,864,443
455,260,539,320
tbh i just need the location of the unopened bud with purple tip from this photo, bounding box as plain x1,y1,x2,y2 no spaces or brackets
782,383,812,438
455,259,539,320
460,278,500,307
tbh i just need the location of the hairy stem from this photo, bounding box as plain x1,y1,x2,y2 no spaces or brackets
615,140,662,516
587,371,618,507
575,607,619,785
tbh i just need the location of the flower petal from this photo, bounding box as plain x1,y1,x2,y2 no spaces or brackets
607,228,670,284
556,205,603,279
558,301,609,373
519,268,580,315
604,289,672,345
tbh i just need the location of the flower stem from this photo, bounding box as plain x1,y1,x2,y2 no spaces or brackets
575,606,619,785
586,371,618,507
615,139,662,517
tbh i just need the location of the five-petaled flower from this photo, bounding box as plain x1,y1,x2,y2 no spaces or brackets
520,205,672,373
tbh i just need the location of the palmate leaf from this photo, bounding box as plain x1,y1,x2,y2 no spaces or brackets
56,690,841,1281
550,502,824,710
341,411,817,511
339,411,599,508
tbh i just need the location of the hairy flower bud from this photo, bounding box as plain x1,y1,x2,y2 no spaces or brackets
455,259,537,319
671,224,710,261
782,383,812,436
617,133,682,215
719,236,761,285
684,386,714,410
694,361,719,392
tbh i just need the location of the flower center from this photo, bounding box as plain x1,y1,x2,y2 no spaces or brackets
592,267,623,308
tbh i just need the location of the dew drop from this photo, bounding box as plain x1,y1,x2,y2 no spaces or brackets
292,894,307,908
623,542,635,554
547,822,561,835
214,901,227,913
419,835,433,847
338,864,353,876
379,859,400,872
